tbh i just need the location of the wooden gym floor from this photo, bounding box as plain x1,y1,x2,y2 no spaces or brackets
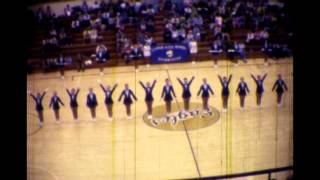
27,58,293,180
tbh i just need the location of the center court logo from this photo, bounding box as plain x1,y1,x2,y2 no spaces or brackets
143,103,220,131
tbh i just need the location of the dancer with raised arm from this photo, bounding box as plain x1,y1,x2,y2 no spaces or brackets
139,79,157,119
86,87,98,121
28,88,49,127
118,84,138,120
100,82,118,121
218,74,232,112
65,87,80,122
272,74,288,107
161,78,176,114
49,91,65,124
236,77,250,110
197,78,214,111
251,73,267,107
177,76,195,112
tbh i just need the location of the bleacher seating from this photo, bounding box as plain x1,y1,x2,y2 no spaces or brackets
27,1,292,73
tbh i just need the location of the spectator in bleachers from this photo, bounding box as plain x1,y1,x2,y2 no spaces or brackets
196,0,209,17
186,30,194,41
92,17,102,30
83,29,91,43
101,11,111,25
58,29,72,47
257,29,269,42
130,44,143,61
140,20,147,33
71,20,80,32
123,45,132,64
45,6,53,19
215,14,223,27
133,1,142,14
80,13,91,28
145,34,155,47
81,0,89,13
184,4,192,19
36,7,45,22
177,26,186,42
49,28,57,37
95,44,110,63
99,0,107,11
115,13,125,31
192,15,203,27
235,42,247,62
89,28,98,43
116,29,125,53
171,27,179,43
164,0,173,12
246,31,255,43
42,37,60,53
137,33,145,46
92,0,100,13
64,4,72,17
192,26,201,41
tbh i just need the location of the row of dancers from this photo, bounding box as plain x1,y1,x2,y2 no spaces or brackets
28,74,288,127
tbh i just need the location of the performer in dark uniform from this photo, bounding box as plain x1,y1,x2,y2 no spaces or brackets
86,88,98,121
177,76,195,112
65,87,80,122
28,88,49,127
251,73,267,107
161,78,176,114
139,80,157,119
100,82,118,121
272,74,288,107
49,91,65,124
197,78,214,111
118,84,138,119
218,74,232,112
236,77,250,110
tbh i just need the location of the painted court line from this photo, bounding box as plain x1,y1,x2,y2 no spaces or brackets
165,69,202,178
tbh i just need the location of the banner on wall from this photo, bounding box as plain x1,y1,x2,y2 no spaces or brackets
150,44,190,64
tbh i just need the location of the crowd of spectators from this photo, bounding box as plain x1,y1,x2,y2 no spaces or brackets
30,0,292,73
43,54,72,73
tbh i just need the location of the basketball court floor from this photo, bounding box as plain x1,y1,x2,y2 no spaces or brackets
27,58,293,180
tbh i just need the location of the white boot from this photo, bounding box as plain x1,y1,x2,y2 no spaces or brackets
147,115,152,120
